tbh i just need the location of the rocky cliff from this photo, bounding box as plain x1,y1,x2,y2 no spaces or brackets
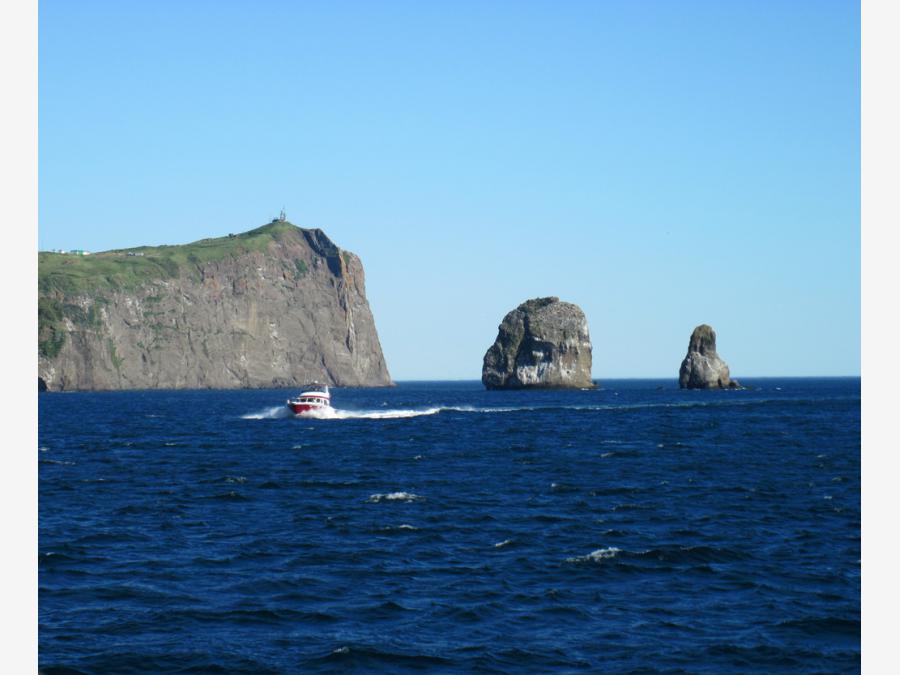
678,324,739,389
38,222,392,391
482,297,594,389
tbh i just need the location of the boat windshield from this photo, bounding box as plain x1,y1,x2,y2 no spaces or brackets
301,383,328,392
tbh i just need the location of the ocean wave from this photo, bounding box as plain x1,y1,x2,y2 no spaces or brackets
777,616,860,637
367,492,423,503
45,651,276,674
566,544,748,566
641,545,750,564
311,644,453,669
209,491,249,501
566,547,622,563
376,524,420,532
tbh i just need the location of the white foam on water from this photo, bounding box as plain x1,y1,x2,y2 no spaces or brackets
242,405,292,420
494,539,514,548
590,547,621,559
296,404,526,419
302,406,443,420
445,405,524,414
367,492,423,503
296,405,560,420
377,524,419,532
566,547,622,563
243,403,544,421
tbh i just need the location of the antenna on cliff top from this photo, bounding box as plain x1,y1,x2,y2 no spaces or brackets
279,207,286,222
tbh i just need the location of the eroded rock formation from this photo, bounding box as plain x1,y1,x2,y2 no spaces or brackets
678,324,740,389
482,297,594,389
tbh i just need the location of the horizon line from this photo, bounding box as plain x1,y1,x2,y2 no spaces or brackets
389,374,862,382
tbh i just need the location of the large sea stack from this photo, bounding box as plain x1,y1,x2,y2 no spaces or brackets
482,297,593,390
38,221,392,391
678,324,739,389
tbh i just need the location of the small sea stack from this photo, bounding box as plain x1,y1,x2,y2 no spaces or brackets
679,324,740,389
482,297,594,390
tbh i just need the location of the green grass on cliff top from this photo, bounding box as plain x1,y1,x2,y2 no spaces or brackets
39,221,299,295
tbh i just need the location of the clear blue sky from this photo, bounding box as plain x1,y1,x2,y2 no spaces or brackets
39,0,860,379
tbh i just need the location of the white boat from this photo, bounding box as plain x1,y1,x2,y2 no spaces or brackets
286,382,331,414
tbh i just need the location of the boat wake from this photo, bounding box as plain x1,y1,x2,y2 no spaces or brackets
301,406,444,420
297,404,534,420
241,404,510,420
241,406,294,420
242,398,780,421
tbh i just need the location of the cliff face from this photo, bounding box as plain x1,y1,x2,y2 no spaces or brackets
678,324,739,389
38,222,392,391
482,297,594,389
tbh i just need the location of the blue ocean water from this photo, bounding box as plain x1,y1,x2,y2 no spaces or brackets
39,379,860,673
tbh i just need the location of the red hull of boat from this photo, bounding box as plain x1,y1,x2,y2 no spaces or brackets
287,384,331,415
288,403,327,414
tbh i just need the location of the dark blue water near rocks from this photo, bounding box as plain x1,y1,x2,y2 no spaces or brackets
39,378,860,673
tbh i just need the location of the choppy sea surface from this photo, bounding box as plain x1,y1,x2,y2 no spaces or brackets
39,378,860,673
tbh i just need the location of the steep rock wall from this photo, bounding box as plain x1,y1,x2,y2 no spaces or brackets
38,223,392,390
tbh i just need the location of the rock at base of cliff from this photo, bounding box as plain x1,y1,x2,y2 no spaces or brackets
679,324,740,389
482,297,594,390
